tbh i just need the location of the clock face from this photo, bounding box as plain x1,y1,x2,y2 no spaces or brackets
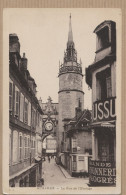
45,122,53,131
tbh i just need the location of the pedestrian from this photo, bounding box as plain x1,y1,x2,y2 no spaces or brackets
48,156,50,163
40,178,44,185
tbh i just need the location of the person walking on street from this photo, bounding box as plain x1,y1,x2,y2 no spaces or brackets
48,156,50,163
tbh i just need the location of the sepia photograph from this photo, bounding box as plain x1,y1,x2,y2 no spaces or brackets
3,8,121,194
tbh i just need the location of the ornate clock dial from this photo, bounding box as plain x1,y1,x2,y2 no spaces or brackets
45,122,53,131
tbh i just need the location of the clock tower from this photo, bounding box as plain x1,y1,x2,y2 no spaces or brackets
58,15,84,153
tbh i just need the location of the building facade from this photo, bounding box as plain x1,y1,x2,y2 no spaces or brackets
61,106,92,177
58,15,84,154
9,34,43,187
86,21,116,186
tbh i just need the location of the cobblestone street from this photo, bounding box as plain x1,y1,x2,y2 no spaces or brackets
42,157,89,188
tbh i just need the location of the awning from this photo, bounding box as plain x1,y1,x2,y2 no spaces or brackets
67,120,76,125
9,163,37,181
101,122,115,128
35,156,42,162
59,153,64,157
90,121,115,128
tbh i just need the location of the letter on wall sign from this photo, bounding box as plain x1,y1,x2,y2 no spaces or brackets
93,97,116,122
104,101,109,119
98,102,103,120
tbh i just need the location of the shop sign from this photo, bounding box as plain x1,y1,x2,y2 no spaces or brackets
93,97,116,122
89,159,116,186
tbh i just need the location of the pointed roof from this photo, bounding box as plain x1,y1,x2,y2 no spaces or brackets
67,14,74,46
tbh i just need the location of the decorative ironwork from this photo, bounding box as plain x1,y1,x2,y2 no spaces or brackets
59,65,82,75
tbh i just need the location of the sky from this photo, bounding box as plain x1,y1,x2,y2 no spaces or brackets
4,8,121,109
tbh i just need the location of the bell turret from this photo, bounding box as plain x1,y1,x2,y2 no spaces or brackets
59,15,82,76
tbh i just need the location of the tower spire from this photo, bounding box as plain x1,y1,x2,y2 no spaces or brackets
68,13,73,44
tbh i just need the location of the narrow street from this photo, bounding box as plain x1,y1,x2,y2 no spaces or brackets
42,157,89,188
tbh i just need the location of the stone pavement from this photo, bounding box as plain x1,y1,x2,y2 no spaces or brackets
39,157,89,187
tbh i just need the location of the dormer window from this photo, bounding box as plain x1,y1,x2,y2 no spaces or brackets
96,26,110,51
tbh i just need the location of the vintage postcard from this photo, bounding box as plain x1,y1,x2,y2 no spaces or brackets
3,8,121,194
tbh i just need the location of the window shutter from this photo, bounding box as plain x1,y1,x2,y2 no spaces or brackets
24,99,28,124
28,137,30,157
16,91,19,115
9,82,13,110
24,136,28,158
12,130,18,163
20,93,24,122
15,88,19,116
28,102,31,126
19,133,23,160
9,129,12,164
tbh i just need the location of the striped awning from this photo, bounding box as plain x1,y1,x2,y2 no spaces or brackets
90,121,115,128
101,122,115,128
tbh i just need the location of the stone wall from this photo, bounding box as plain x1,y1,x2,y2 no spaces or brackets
58,90,84,152
59,73,83,91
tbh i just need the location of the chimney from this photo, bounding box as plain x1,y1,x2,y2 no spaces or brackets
39,97,42,106
23,53,25,58
9,33,20,53
75,98,82,120
9,33,20,54
21,52,28,71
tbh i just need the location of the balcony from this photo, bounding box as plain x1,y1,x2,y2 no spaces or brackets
9,114,31,131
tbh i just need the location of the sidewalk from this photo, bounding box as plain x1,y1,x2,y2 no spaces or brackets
57,164,89,180
57,164,73,179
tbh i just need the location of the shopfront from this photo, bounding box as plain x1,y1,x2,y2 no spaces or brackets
89,98,116,186
85,20,116,186
89,159,116,186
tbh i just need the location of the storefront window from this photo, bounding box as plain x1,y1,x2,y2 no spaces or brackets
98,131,115,162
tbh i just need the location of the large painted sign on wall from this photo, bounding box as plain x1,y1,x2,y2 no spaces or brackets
89,159,116,186
93,97,116,122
